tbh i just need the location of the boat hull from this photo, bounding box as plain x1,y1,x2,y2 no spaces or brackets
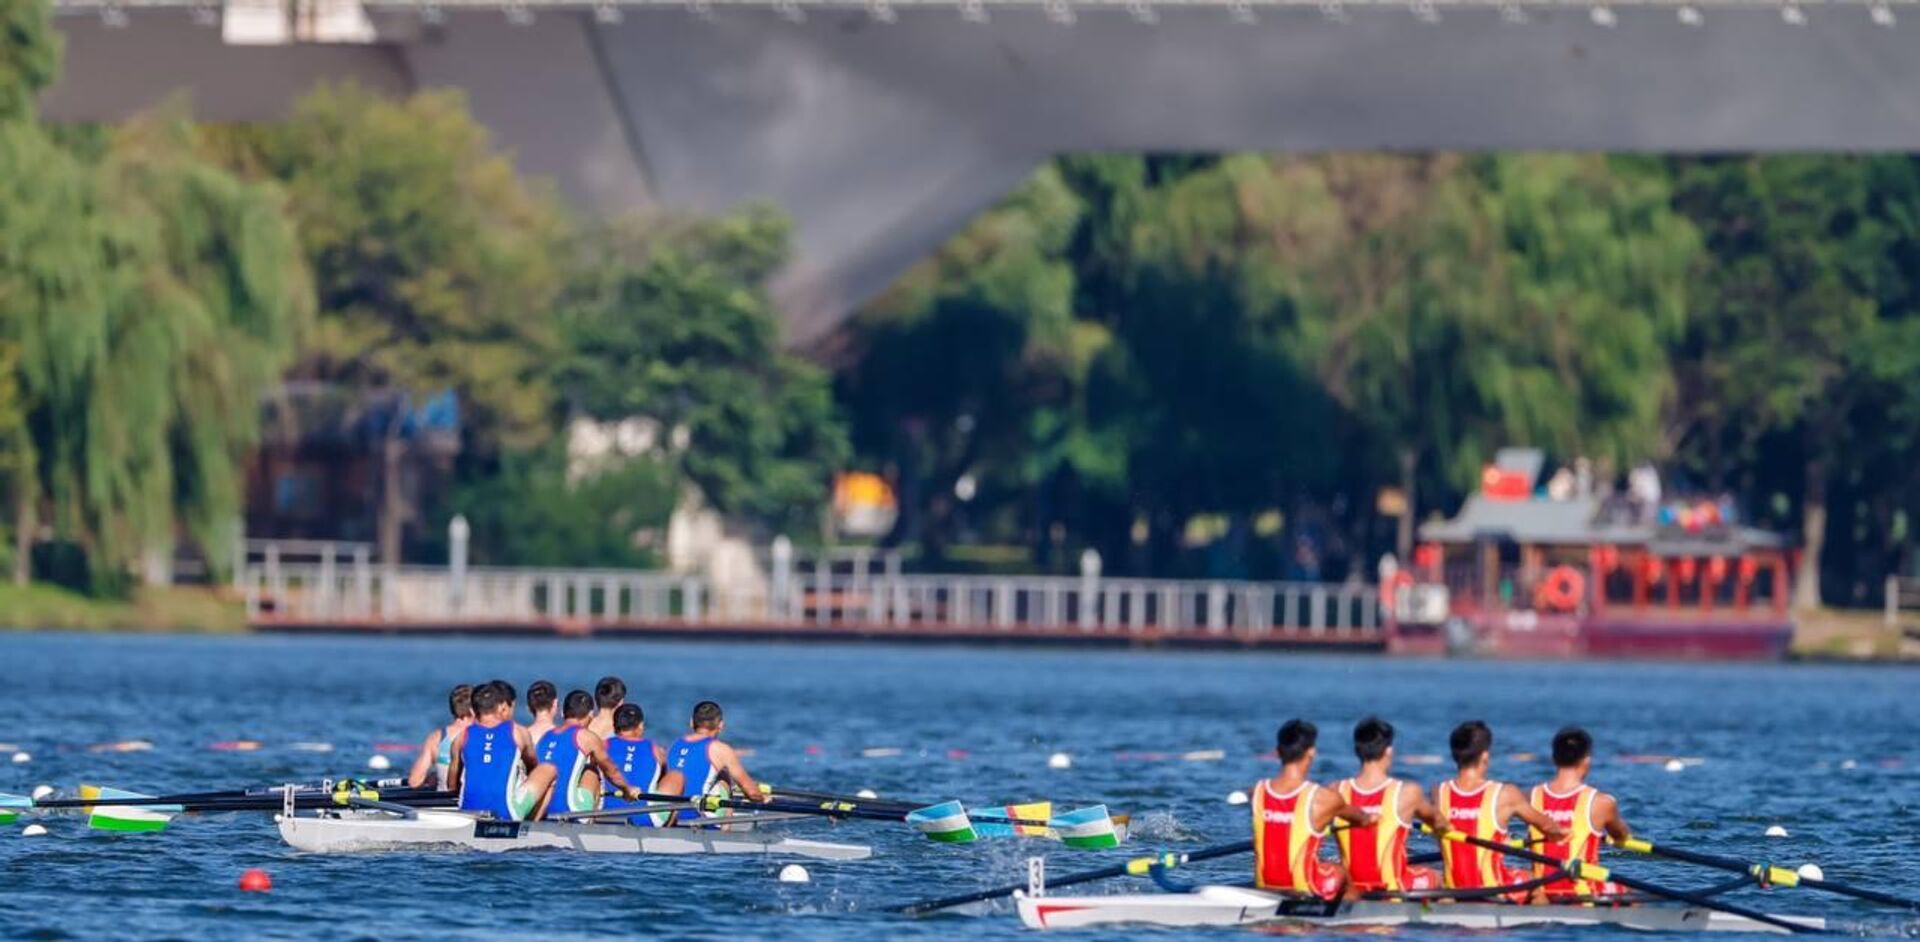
276,810,872,860
1013,886,1823,933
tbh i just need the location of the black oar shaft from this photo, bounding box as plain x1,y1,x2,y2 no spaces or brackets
894,840,1254,915
1439,830,1820,935
1628,840,1920,911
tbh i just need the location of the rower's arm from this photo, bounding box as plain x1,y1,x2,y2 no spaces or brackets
406,730,440,788
711,742,767,802
1504,783,1567,840
445,729,467,794
1405,781,1447,834
517,727,540,771
1595,792,1632,842
1320,786,1373,830
586,736,637,796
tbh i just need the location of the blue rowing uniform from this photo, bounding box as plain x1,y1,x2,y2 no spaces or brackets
603,736,663,826
666,735,720,822
458,721,525,819
536,724,594,815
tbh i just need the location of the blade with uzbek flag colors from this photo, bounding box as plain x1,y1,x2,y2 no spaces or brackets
81,786,177,833
0,793,28,824
905,800,979,843
1049,804,1121,849
973,801,1053,838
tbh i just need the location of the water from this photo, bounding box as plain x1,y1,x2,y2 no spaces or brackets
1,632,1917,940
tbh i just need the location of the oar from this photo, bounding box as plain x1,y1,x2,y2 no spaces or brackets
1430,827,1822,935
1619,836,1920,911
33,784,447,810
893,840,1255,915
545,803,697,821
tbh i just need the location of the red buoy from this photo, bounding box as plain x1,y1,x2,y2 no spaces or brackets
239,868,273,892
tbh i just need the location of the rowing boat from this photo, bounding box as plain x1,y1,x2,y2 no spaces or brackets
277,809,873,861
1012,885,1827,933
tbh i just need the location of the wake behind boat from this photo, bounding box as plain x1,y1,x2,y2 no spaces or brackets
277,807,874,860
1012,884,1826,933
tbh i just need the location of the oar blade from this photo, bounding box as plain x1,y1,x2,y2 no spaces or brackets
973,802,1052,838
80,785,177,833
0,793,29,824
906,800,979,844
1050,804,1121,850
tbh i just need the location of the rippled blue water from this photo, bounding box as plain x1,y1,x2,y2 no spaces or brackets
1,632,1917,940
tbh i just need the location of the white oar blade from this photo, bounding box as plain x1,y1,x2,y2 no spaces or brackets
80,785,176,833
906,800,979,844
1051,804,1121,849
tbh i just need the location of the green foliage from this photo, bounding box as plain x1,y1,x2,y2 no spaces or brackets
0,0,60,123
440,447,677,569
558,206,848,536
235,84,564,450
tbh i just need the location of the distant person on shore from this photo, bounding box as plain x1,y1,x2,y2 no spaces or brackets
1335,716,1444,898
1435,720,1567,902
587,676,626,739
407,683,474,789
1528,727,1631,900
1253,719,1371,900
526,680,559,742
447,681,551,821
666,700,767,820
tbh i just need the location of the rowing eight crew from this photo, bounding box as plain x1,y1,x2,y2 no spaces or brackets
1256,717,1631,904
405,677,768,822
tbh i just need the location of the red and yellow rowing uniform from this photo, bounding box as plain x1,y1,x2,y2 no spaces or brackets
1253,780,1345,900
1529,783,1623,899
1436,780,1531,900
1336,779,1440,892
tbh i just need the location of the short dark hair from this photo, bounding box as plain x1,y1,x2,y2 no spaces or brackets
1551,726,1593,768
528,681,557,713
691,700,724,730
1277,719,1318,763
1450,720,1493,767
448,684,474,719
488,679,517,706
1354,716,1395,762
613,703,645,734
595,676,627,711
562,689,594,720
471,682,506,717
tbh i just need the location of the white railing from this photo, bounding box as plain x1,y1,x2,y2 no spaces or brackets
241,540,1381,640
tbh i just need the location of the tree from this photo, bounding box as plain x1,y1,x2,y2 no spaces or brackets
437,445,677,569
217,84,566,563
1669,157,1884,609
557,207,849,538
0,0,60,124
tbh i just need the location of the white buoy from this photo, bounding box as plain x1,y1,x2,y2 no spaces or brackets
1765,825,1790,838
366,754,392,771
30,785,53,801
855,789,878,800
778,864,811,883
1226,790,1250,806
10,752,29,765
1797,863,1824,881
1663,759,1686,773
1047,752,1073,770
1840,759,1858,771
21,824,47,837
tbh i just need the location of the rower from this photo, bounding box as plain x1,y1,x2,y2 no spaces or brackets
1253,719,1371,901
532,690,648,819
1528,726,1631,900
601,703,686,826
1335,716,1444,898
586,676,626,739
665,700,767,820
406,683,473,789
1434,720,1568,903
526,680,558,743
446,681,554,821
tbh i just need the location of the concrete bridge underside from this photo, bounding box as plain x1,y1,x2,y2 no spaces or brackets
40,2,1920,342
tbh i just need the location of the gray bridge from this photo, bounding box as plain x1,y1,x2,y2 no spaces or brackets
41,0,1920,341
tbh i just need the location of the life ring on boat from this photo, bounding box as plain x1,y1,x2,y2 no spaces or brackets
1535,566,1585,612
